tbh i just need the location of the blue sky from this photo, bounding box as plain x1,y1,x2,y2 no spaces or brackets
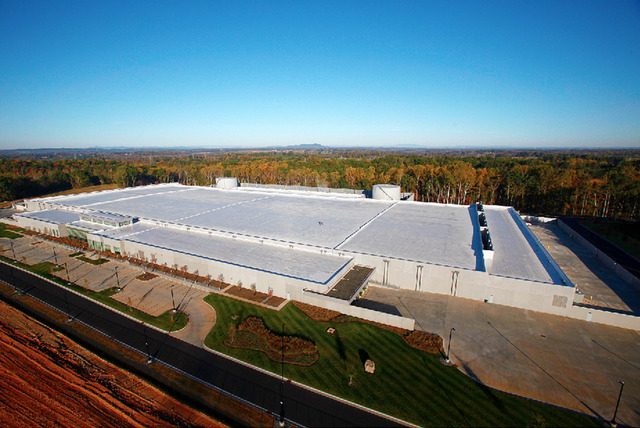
1,0,639,149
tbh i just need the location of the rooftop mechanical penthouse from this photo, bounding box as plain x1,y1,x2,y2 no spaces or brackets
15,180,574,315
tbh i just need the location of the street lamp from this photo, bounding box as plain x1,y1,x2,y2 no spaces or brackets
114,266,121,291
611,380,625,427
64,262,70,284
64,291,73,323
10,241,16,260
52,247,58,265
278,322,285,427
446,327,456,364
144,327,153,364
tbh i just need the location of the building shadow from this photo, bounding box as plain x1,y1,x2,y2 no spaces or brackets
456,357,505,411
541,221,640,313
351,298,402,316
486,320,605,422
467,205,486,272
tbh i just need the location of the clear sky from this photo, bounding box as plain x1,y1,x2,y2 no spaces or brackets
1,0,639,149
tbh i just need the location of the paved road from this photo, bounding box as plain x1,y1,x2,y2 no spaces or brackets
0,262,401,428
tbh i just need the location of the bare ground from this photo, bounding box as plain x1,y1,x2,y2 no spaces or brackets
0,300,224,428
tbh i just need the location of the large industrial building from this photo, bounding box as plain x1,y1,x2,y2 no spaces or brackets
15,181,575,316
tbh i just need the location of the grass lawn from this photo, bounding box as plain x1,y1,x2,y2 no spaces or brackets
0,255,187,332
0,223,22,239
204,294,598,427
69,251,84,258
581,219,640,260
77,256,109,265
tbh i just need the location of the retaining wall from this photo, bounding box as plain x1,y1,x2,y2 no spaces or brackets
301,291,416,330
568,305,640,331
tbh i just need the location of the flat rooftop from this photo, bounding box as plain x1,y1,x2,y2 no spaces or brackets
485,207,565,284
17,209,80,225
48,184,188,207
68,220,109,232
50,186,393,248
339,203,479,270
97,222,351,285
35,184,565,278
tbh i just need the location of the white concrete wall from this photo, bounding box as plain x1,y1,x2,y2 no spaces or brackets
302,291,416,330
568,305,640,331
349,251,575,316
484,275,575,316
14,216,64,237
118,239,331,299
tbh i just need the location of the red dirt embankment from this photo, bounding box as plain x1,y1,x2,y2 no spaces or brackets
0,301,224,428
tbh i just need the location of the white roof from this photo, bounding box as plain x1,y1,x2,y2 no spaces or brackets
52,186,394,248
97,223,351,285
484,207,564,284
339,203,478,269
68,220,108,232
36,184,567,281
17,209,80,224
52,184,187,207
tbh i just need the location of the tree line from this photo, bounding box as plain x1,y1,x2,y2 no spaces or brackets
0,151,638,220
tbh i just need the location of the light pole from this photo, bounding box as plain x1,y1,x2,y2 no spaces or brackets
10,241,16,260
144,327,152,364
446,327,456,364
278,322,285,427
52,247,58,265
171,287,176,313
64,262,70,283
64,290,73,323
114,266,121,291
611,380,625,427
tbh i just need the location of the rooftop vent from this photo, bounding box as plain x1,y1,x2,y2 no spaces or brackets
216,177,238,189
372,184,401,201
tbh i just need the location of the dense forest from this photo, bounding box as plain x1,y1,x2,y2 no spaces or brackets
0,150,638,220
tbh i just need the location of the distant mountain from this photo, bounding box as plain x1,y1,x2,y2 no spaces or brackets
260,143,326,150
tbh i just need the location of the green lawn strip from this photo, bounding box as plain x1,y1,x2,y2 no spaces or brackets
203,293,598,427
77,255,109,265
0,223,22,239
0,255,187,331
69,251,84,257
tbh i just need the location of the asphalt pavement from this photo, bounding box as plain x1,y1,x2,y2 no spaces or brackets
0,262,402,428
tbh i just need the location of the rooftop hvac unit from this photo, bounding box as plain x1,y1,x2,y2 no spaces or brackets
479,212,487,227
481,228,493,251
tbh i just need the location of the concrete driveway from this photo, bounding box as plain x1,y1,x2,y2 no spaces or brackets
360,286,640,427
530,221,640,313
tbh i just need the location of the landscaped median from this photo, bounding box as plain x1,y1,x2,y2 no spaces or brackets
203,293,599,427
0,256,188,332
